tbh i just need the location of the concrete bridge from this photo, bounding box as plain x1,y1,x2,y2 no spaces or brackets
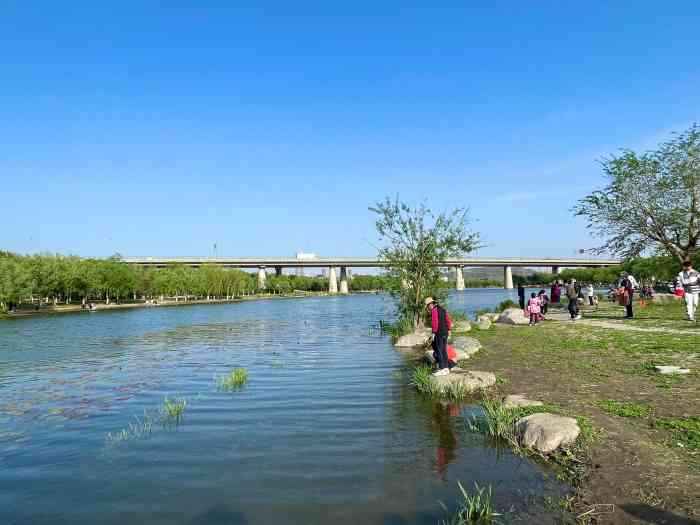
123,256,620,293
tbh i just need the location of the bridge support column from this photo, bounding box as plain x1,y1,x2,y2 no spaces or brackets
275,267,282,277
456,266,465,291
503,266,513,290
551,266,561,275
328,267,338,294
257,267,267,290
339,267,349,294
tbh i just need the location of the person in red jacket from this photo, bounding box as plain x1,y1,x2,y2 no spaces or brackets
425,297,452,376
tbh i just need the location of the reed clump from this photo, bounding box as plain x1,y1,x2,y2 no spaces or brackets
217,368,248,390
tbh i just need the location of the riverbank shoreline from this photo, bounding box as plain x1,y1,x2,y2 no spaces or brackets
458,301,698,524
0,290,383,320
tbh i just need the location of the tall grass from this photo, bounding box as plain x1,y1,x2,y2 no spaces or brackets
217,368,248,390
439,481,500,524
381,317,416,343
410,364,471,401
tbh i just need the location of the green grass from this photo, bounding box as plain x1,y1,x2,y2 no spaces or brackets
381,317,415,343
106,410,156,446
496,299,518,313
595,399,651,418
652,417,700,450
438,482,500,524
410,364,434,395
161,396,187,423
217,368,249,390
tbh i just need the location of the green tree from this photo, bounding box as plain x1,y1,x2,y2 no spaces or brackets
370,198,480,329
574,124,700,263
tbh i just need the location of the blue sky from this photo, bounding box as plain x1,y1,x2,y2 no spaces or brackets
1,2,699,259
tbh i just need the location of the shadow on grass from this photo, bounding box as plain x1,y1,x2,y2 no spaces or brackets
621,504,699,525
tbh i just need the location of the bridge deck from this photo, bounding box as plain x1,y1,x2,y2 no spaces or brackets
122,257,620,268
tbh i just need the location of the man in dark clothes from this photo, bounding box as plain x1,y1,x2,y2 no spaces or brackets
517,283,526,310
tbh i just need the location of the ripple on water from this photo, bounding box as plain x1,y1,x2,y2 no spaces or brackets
0,292,569,525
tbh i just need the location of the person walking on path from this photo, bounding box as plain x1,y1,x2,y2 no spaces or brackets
566,279,581,320
677,260,700,321
619,272,635,319
426,297,452,376
517,283,526,310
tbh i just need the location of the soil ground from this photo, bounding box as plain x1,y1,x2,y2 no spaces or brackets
462,300,699,524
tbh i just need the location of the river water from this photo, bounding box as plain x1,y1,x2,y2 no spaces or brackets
0,289,567,524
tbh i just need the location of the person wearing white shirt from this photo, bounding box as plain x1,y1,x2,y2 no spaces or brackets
677,260,700,321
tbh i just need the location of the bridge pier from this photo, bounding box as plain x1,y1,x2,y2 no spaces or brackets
339,267,349,294
455,266,465,291
552,266,561,275
257,267,267,290
503,266,513,289
328,267,338,294
275,267,282,277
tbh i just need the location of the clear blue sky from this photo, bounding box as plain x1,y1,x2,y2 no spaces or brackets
2,2,698,259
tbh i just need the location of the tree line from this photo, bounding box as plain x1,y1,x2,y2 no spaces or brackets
0,252,391,311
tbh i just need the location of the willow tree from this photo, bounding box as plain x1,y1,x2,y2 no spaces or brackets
370,198,480,329
574,124,700,264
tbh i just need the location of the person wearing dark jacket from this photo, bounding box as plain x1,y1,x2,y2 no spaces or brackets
619,273,635,318
517,283,526,310
425,297,452,377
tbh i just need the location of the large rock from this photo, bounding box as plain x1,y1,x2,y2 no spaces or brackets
452,337,482,358
477,317,492,330
503,394,543,409
394,328,431,348
453,320,471,332
429,369,496,395
497,308,530,325
516,413,580,453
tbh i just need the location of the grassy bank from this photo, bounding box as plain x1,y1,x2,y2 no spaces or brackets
454,301,698,523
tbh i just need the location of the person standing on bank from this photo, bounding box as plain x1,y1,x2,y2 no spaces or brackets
517,283,526,310
677,260,700,321
566,279,581,320
619,272,635,319
425,297,452,377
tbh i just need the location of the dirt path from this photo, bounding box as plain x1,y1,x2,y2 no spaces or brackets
546,310,699,336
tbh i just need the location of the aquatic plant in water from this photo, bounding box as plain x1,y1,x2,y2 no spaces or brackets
216,368,248,390
160,397,187,423
439,481,499,524
106,410,156,446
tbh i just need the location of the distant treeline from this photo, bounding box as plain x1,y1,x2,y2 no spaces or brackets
0,252,391,310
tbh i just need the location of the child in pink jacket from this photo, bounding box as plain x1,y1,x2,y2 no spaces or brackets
526,292,541,325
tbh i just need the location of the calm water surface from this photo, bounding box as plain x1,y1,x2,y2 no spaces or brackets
0,290,568,524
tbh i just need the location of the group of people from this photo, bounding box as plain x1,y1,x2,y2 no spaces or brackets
424,260,700,377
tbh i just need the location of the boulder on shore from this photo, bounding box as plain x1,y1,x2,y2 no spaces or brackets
394,328,431,348
453,320,472,332
516,413,580,453
503,394,543,409
429,369,496,395
497,308,530,325
477,316,492,330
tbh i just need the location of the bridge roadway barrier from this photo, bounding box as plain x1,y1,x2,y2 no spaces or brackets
122,257,620,291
